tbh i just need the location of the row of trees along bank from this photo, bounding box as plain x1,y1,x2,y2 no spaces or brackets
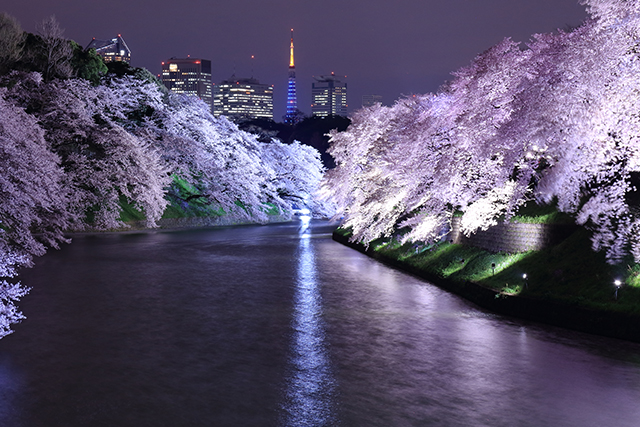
323,0,640,268
0,13,329,337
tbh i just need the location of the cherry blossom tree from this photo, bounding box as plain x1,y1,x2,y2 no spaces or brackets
261,139,329,216
324,40,533,245
33,78,170,229
0,89,69,337
155,93,328,221
157,95,277,222
516,4,640,263
323,0,640,264
0,23,329,337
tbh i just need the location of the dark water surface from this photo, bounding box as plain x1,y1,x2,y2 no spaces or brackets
1,219,640,426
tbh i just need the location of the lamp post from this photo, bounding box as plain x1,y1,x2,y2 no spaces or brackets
614,280,622,300
491,262,496,276
523,273,528,289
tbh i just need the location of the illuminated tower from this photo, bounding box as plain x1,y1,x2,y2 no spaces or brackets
284,29,298,124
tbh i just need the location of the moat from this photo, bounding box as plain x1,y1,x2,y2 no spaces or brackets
0,219,639,426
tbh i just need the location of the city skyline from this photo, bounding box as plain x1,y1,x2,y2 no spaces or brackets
4,0,587,120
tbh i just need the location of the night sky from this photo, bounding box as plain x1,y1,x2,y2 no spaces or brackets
3,0,588,121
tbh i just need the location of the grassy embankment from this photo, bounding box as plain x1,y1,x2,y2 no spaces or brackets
335,203,640,316
118,175,281,225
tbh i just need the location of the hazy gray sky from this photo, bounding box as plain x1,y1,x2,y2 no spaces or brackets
4,0,588,120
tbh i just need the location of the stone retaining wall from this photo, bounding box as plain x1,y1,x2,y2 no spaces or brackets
449,217,576,253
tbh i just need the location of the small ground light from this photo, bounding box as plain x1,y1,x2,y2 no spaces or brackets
523,273,528,289
491,262,496,276
615,280,622,300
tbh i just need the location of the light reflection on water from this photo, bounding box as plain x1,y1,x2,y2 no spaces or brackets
1,220,640,426
282,217,336,426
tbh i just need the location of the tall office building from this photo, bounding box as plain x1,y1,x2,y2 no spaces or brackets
311,73,348,117
213,76,274,120
362,94,383,108
161,57,213,112
86,35,131,63
284,29,298,124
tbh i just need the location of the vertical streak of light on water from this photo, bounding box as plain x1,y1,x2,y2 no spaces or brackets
282,217,336,426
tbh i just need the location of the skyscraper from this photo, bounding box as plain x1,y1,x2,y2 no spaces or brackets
213,76,274,120
161,57,213,112
86,35,131,63
284,29,299,124
311,73,348,117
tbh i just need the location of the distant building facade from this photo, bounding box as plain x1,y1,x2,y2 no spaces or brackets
213,76,274,120
161,57,213,112
311,73,348,117
86,35,131,63
362,94,383,108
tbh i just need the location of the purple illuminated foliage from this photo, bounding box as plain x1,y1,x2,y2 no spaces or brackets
323,0,640,265
0,18,327,336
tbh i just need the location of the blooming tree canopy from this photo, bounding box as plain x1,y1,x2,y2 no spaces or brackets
323,0,640,264
0,24,327,337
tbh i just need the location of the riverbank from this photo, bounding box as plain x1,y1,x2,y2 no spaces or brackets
333,228,640,343
65,214,291,235
72,193,290,234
